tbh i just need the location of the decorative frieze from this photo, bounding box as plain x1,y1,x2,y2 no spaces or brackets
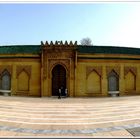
41,40,76,79
46,52,74,59
0,65,12,76
16,65,31,78
48,59,70,79
106,66,120,76
41,40,77,47
124,66,137,76
41,40,77,53
86,66,102,79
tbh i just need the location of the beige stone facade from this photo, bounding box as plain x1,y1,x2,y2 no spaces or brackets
0,41,140,97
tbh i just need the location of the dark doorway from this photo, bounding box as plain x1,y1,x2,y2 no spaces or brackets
52,64,66,96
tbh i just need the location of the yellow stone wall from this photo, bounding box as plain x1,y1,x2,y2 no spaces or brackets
1,52,140,97
125,71,135,91
86,71,101,94
0,54,41,97
75,53,140,97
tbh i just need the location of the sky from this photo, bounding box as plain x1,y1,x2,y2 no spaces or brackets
0,3,140,47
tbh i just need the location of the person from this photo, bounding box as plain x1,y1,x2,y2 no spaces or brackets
58,88,61,99
65,88,68,97
61,87,64,96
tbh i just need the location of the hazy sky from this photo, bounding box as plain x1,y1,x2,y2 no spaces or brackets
0,3,140,47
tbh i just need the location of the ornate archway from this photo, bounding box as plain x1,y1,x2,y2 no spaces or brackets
52,64,66,96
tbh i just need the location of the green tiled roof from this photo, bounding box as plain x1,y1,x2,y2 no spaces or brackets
0,45,41,54
77,45,140,55
0,45,140,55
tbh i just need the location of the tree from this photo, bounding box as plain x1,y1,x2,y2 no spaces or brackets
80,37,93,46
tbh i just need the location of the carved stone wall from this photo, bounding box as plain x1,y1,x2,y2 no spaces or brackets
46,51,74,59
0,65,12,76
86,66,102,79
17,70,29,91
124,66,137,76
41,40,77,97
41,40,76,79
41,40,77,49
43,54,47,79
48,59,70,78
16,65,31,78
106,66,120,77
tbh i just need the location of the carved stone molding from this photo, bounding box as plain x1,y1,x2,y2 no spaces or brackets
124,66,137,76
42,49,74,79
106,66,120,76
47,52,62,58
43,54,47,79
41,40,77,51
45,51,74,59
48,59,70,79
16,65,31,78
86,66,102,79
0,65,12,76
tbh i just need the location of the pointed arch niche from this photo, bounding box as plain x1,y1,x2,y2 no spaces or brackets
86,70,101,94
108,70,119,92
0,69,11,90
17,69,30,91
125,70,136,91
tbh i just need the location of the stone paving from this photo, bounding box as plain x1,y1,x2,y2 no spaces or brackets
127,127,140,137
0,96,140,137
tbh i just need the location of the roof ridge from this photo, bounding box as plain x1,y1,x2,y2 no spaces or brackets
78,45,140,49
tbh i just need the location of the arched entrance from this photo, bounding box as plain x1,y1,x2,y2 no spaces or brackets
52,64,66,96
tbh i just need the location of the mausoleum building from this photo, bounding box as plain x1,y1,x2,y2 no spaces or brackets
1,40,140,97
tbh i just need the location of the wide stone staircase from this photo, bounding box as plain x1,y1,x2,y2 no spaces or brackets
0,96,139,137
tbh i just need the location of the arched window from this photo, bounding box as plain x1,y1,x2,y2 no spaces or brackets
108,70,119,91
1,70,11,90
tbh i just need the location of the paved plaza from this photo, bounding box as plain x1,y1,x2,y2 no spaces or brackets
0,96,140,137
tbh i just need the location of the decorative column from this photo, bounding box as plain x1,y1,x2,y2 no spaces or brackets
74,51,77,97
40,52,44,97
119,64,125,96
136,66,140,94
102,66,108,96
11,65,16,95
